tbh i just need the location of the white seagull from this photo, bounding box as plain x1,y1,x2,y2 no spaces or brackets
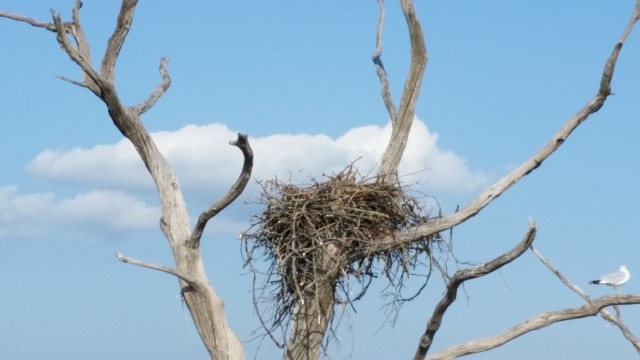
589,265,630,289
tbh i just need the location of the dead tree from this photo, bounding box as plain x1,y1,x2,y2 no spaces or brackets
3,1,640,360
244,0,640,359
1,1,249,359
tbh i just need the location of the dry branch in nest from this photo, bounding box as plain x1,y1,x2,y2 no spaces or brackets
242,167,443,339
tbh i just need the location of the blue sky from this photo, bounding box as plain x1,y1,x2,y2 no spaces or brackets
1,1,640,359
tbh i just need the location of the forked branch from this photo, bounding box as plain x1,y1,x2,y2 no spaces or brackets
413,222,537,359
376,0,428,183
530,245,640,353
372,0,640,252
51,4,101,94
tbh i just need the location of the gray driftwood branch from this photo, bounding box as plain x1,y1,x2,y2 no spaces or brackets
372,0,397,122
372,0,640,252
133,57,171,115
0,9,59,31
425,294,640,360
115,251,201,288
376,0,428,183
414,222,538,359
188,133,254,249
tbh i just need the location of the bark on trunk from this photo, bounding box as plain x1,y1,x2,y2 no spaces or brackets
175,247,245,359
284,281,336,360
284,243,344,360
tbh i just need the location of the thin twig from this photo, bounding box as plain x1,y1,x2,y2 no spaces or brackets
0,10,58,31
50,9,101,89
115,251,200,287
372,0,397,122
69,0,98,92
56,74,92,89
133,57,171,115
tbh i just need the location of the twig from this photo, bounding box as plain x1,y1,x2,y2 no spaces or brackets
50,9,101,90
69,0,98,92
115,251,200,287
56,74,92,89
133,57,171,115
372,0,397,122
529,245,590,298
0,10,58,31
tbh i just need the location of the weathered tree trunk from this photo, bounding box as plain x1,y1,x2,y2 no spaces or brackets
284,281,336,360
284,243,345,360
174,248,245,359
110,100,246,360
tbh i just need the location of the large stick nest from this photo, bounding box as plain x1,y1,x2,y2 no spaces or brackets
242,167,442,339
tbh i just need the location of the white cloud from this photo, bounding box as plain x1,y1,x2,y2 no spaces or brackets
9,119,490,239
54,190,160,230
27,119,489,195
0,186,55,237
333,120,490,193
27,141,152,190
0,186,159,239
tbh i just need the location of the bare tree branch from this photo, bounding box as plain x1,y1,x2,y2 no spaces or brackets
115,251,201,287
529,245,590,297
413,222,538,359
377,0,427,184
1,2,99,93
0,10,58,31
530,245,640,353
101,0,138,81
56,74,92,89
68,0,99,92
371,3,640,252
133,57,171,115
50,9,102,92
620,0,640,45
188,133,254,249
372,0,398,122
425,294,640,360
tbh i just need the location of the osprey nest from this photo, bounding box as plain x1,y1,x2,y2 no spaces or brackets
242,167,442,331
